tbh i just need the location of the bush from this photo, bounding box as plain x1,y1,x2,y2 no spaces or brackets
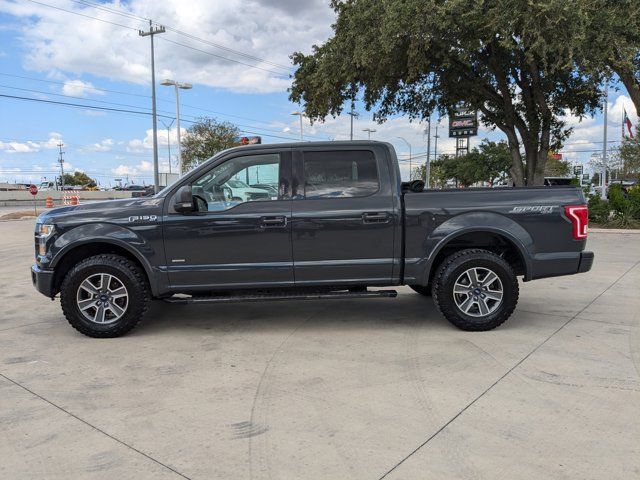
587,194,610,224
628,186,640,220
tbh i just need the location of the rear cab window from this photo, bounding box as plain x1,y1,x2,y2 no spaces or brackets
302,150,379,199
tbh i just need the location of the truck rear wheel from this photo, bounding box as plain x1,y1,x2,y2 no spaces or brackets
432,249,518,331
60,254,150,338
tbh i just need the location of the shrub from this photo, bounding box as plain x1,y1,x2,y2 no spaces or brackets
587,194,610,224
628,186,640,220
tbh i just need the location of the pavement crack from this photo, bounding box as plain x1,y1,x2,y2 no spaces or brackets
377,259,640,480
0,373,191,480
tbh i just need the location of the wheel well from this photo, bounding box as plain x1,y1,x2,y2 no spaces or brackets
427,231,527,285
52,242,148,294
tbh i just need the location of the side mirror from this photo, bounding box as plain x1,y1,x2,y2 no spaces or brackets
173,185,194,213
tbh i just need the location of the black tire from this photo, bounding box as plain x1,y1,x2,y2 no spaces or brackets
409,284,432,296
432,249,518,331
60,254,150,338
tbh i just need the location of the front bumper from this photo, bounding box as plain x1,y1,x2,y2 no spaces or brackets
31,264,56,298
577,251,594,274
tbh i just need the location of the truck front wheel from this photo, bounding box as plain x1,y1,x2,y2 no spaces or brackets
432,249,519,331
60,254,150,338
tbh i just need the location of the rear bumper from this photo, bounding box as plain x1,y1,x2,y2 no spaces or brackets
528,250,594,280
577,251,594,274
31,264,55,298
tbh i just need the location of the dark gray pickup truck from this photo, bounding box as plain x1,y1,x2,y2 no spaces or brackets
31,141,593,337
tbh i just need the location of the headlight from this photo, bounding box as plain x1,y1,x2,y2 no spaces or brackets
36,223,55,257
38,224,54,238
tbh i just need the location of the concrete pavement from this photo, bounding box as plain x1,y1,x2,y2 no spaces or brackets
1,218,638,479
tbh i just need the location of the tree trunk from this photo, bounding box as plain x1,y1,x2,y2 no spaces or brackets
617,67,640,118
498,124,525,186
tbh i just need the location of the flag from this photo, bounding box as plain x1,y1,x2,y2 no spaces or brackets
623,108,634,138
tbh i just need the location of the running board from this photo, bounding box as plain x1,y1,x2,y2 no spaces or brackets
163,289,398,304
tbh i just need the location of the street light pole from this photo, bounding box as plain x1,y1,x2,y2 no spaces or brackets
161,79,192,176
425,118,431,188
160,118,175,174
601,80,609,197
139,20,165,193
362,128,376,139
348,106,359,140
291,111,304,140
397,136,412,180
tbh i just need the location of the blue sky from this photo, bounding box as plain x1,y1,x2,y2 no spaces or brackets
0,0,636,186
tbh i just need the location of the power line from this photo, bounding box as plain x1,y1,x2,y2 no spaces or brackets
0,93,314,142
0,72,150,98
25,0,291,77
69,0,293,71
158,37,287,77
24,0,139,30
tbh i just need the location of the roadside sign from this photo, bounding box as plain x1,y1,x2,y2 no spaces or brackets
29,184,38,196
573,165,583,176
449,108,478,138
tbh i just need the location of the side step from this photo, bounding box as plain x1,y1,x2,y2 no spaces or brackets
163,289,398,305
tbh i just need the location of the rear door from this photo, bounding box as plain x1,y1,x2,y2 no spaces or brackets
291,146,397,286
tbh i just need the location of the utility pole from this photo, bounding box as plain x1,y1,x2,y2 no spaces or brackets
139,20,165,194
57,142,65,191
601,79,608,198
397,137,412,181
433,122,440,161
425,118,431,188
348,105,358,140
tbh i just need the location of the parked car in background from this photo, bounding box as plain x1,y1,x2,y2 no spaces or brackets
224,179,271,201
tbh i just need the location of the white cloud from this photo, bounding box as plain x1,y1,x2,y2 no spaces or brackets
0,133,62,154
0,0,335,94
62,79,103,97
80,138,115,153
112,160,153,176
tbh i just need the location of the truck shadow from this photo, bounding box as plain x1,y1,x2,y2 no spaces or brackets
135,293,450,336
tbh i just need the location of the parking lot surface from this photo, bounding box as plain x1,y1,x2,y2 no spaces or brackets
1,218,639,480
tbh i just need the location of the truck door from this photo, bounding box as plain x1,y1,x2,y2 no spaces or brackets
163,150,293,289
291,147,397,285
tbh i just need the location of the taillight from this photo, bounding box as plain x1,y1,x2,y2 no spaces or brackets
564,205,588,240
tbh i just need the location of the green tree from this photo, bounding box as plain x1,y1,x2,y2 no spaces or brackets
181,117,240,171
544,155,571,177
577,1,640,115
61,171,97,187
614,132,640,179
415,140,511,187
290,0,602,186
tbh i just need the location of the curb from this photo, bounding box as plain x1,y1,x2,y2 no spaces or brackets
590,228,640,234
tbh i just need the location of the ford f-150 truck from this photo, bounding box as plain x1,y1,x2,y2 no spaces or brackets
31,141,593,337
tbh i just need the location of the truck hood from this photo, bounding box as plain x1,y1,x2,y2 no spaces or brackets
37,197,164,224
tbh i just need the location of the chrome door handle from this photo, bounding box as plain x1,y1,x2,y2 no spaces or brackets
261,216,287,227
362,212,390,224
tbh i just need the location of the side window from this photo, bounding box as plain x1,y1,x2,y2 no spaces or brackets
303,150,379,199
192,153,280,212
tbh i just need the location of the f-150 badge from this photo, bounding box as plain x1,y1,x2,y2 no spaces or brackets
128,215,158,222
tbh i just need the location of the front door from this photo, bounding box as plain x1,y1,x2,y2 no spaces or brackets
163,150,293,290
291,147,397,286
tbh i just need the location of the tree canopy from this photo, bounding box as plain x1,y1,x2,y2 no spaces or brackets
290,0,604,186
61,171,96,187
181,117,240,171
416,139,511,187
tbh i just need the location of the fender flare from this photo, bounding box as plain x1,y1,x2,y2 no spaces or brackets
50,224,156,289
418,213,534,284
